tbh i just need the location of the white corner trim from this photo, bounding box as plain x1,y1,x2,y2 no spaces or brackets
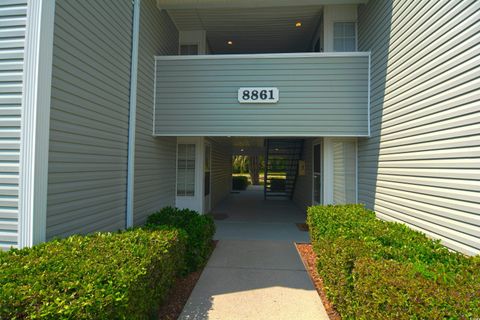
19,0,56,248
152,58,157,136
367,52,371,137
126,0,141,229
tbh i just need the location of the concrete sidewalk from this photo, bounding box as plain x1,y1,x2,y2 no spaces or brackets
179,240,329,320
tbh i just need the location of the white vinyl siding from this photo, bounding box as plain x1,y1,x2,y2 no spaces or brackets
0,0,26,249
133,0,178,225
154,53,370,136
332,140,356,204
208,137,232,209
357,0,480,255
46,0,133,238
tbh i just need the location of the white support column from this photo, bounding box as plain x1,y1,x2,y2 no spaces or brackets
126,0,141,228
19,0,56,248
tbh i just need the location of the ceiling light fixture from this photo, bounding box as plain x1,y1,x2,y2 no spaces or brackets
295,22,302,28
227,40,233,45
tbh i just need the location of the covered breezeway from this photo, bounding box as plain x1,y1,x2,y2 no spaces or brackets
211,185,310,242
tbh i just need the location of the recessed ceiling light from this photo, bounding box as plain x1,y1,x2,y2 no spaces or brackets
227,40,233,45
295,22,302,28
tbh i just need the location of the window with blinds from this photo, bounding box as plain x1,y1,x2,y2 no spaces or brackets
177,144,196,196
333,22,356,52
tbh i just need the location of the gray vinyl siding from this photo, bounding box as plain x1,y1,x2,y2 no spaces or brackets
0,0,26,249
293,139,313,212
46,0,133,238
154,54,369,136
357,0,480,255
208,137,232,210
133,0,178,225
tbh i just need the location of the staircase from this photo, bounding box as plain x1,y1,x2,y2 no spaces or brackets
264,139,304,200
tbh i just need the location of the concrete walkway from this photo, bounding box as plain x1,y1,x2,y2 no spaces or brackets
179,187,329,320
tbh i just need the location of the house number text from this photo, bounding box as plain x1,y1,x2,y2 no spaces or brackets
238,87,279,103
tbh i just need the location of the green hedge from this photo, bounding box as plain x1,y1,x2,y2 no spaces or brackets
0,228,186,320
232,175,249,190
146,207,215,273
307,204,480,319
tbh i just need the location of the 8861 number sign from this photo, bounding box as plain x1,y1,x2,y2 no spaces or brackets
238,87,279,104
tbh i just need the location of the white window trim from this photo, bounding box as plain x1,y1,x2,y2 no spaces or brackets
19,0,56,248
175,137,205,213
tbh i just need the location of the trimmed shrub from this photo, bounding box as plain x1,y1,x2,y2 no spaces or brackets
146,207,215,273
270,178,285,192
0,228,186,320
232,175,249,190
307,204,480,319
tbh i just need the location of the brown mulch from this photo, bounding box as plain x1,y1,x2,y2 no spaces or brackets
296,243,342,320
158,240,218,320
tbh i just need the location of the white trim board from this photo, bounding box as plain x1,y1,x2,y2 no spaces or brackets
154,51,371,60
153,133,370,137
19,0,56,248
126,0,141,229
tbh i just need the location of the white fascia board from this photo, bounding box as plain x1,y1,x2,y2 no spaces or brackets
155,51,371,60
19,0,56,248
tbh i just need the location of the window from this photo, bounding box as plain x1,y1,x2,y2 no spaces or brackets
333,22,356,52
180,44,198,55
177,144,196,196
332,141,356,204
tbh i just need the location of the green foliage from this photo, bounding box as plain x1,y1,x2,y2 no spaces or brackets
232,175,249,190
232,155,249,173
0,228,186,320
307,204,480,319
269,178,285,192
146,207,215,273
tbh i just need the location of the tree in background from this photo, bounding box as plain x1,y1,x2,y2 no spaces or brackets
233,155,248,173
249,156,260,185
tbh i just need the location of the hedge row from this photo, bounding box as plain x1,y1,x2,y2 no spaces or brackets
232,176,249,190
0,228,186,320
146,206,215,273
307,204,480,319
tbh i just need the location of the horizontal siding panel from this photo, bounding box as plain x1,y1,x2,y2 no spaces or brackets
46,0,133,240
208,137,231,209
0,0,25,249
358,0,480,255
155,54,369,136
133,0,178,226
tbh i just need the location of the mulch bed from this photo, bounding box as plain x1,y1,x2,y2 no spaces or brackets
296,243,342,320
158,240,218,320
